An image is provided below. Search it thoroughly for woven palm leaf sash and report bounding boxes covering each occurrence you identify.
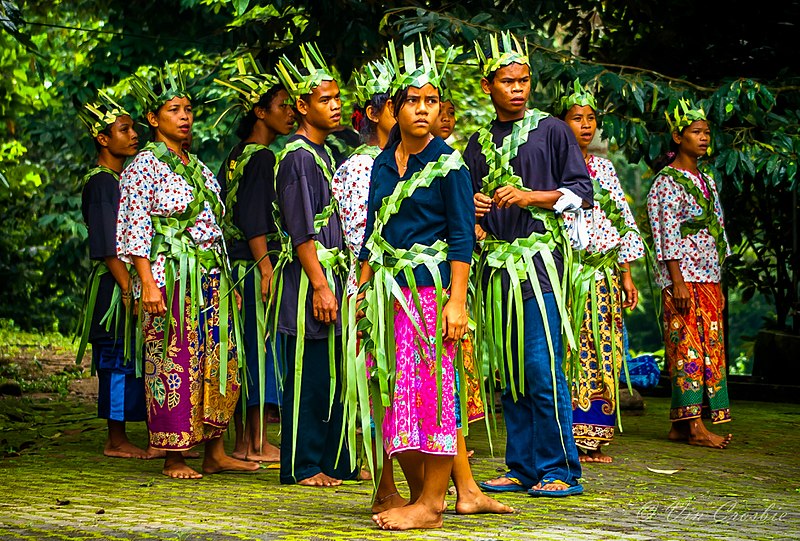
[351,144,381,159]
[137,142,243,395]
[342,149,466,489]
[222,143,268,242]
[661,166,728,265]
[75,167,127,369]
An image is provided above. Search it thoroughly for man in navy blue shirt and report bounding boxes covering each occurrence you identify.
[79,97,149,459]
[464,33,592,497]
[274,45,357,486]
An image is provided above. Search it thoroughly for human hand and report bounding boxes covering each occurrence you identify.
[312,284,338,324]
[475,224,487,241]
[441,299,468,342]
[668,281,691,314]
[141,282,166,316]
[493,186,529,209]
[260,268,274,304]
[621,272,639,310]
[474,192,493,217]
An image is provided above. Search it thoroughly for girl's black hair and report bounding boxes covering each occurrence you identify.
[352,92,391,144]
[235,83,287,140]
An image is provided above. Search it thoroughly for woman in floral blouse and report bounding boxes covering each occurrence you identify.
[117,67,259,478]
[647,101,732,449]
[560,83,644,463]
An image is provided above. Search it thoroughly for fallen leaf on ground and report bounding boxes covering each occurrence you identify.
[646,467,684,475]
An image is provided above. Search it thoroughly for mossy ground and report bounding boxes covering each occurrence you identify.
[0,393,798,540]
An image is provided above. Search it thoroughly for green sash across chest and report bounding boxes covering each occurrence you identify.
[140,142,242,395]
[222,143,268,243]
[472,110,577,406]
[661,166,727,265]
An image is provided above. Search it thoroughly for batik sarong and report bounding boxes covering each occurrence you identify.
[663,281,730,424]
[143,273,241,450]
[572,273,622,451]
[457,333,485,426]
[382,286,457,457]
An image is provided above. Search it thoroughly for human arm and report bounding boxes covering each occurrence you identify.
[104,256,133,308]
[442,260,470,342]
[619,263,639,310]
[493,186,563,210]
[247,235,274,303]
[665,259,690,313]
[132,255,166,316]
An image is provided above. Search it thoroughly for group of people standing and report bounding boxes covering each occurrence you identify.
[77,31,733,531]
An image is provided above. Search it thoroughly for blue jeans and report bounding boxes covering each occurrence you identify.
[501,293,582,487]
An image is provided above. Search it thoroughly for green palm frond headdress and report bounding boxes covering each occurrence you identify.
[353,57,394,105]
[79,90,130,137]
[557,79,598,115]
[666,98,707,133]
[275,43,334,102]
[214,54,280,112]
[130,62,191,114]
[387,37,455,95]
[475,31,529,77]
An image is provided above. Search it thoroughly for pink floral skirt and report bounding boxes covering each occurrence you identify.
[382,286,457,457]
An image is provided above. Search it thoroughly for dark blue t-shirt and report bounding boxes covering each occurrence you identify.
[81,171,121,343]
[275,135,344,338]
[218,142,280,263]
[463,114,593,296]
[358,136,475,288]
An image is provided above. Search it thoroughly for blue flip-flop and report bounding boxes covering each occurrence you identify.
[479,473,529,493]
[527,480,584,497]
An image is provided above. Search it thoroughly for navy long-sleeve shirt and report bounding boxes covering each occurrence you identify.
[358,136,475,288]
[463,114,593,297]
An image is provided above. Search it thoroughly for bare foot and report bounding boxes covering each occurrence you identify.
[466,449,475,459]
[372,491,408,513]
[243,442,280,463]
[668,424,689,442]
[580,449,613,463]
[372,502,443,530]
[359,468,373,481]
[202,454,261,474]
[145,447,201,459]
[297,472,342,487]
[104,440,149,459]
[163,457,203,479]
[455,489,514,515]
[688,426,732,449]
[231,450,248,460]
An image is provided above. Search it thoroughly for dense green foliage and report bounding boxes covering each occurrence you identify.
[1,1,797,370]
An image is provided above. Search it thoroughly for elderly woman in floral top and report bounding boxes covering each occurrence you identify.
[560,82,644,464]
[647,100,732,449]
[117,66,259,478]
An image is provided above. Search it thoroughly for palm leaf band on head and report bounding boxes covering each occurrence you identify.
[474,31,529,77]
[666,98,707,133]
[79,90,130,137]
[275,42,334,102]
[130,61,192,114]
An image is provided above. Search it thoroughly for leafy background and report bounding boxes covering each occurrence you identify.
[1,0,798,375]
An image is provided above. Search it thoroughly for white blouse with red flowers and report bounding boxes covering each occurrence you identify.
[116,150,224,294]
[331,152,374,296]
[646,165,730,289]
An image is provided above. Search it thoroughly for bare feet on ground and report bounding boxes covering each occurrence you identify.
[162,457,203,479]
[372,502,443,530]
[103,440,149,459]
[371,492,408,514]
[579,449,613,463]
[232,442,280,462]
[669,420,732,449]
[145,447,200,460]
[202,454,261,474]
[297,472,342,487]
[455,489,514,515]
